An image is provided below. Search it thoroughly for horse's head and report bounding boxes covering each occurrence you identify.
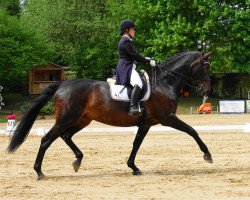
[156,51,213,96]
[188,52,212,96]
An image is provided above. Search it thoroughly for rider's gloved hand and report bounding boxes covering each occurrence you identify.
[145,57,156,67]
[150,60,156,67]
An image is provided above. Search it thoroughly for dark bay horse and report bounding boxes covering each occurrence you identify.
[8,51,213,180]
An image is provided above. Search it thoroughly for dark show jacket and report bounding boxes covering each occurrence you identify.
[115,36,150,85]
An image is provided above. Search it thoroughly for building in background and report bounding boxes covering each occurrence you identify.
[29,63,65,94]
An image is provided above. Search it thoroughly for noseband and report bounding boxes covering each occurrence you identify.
[152,55,211,94]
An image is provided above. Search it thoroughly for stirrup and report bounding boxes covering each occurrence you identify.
[128,104,144,116]
[128,105,140,116]
[128,107,139,116]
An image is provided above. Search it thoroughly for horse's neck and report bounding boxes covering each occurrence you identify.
[151,52,199,100]
[155,60,193,101]
[155,77,184,101]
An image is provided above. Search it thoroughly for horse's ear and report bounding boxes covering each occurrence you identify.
[204,51,213,59]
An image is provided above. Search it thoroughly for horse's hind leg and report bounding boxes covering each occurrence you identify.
[60,125,88,173]
[34,125,64,180]
[163,114,213,163]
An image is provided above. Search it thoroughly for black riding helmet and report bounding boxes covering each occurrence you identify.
[119,19,136,35]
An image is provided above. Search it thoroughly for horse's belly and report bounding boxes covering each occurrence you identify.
[93,116,138,127]
[85,109,138,127]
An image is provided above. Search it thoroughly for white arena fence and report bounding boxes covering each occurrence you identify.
[1,124,250,136]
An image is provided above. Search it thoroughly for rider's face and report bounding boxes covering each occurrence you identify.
[128,28,136,39]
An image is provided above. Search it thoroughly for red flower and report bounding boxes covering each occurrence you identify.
[6,114,16,120]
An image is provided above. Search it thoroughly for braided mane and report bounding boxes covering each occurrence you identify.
[160,52,198,68]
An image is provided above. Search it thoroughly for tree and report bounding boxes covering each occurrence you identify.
[0,10,51,87]
[15,0,250,85]
[204,0,250,72]
[21,0,117,79]
[0,0,20,16]
[126,0,250,72]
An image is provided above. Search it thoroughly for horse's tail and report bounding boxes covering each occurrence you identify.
[7,82,62,153]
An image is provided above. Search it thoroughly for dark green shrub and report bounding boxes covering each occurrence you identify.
[19,103,32,113]
[19,100,54,116]
[0,115,6,123]
[40,101,54,115]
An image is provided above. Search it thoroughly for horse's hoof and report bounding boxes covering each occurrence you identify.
[72,161,80,172]
[133,170,142,175]
[37,173,45,180]
[203,154,213,164]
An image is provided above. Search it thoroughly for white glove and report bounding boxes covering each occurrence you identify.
[150,60,156,67]
[145,57,151,60]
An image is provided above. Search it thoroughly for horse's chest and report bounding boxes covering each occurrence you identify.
[148,96,177,117]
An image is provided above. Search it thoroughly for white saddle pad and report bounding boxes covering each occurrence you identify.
[107,70,151,102]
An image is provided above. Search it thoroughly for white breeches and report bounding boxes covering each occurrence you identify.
[130,64,143,89]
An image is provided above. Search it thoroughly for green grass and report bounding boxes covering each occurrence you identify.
[0,115,6,123]
[177,96,220,114]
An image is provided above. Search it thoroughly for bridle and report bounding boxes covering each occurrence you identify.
[151,55,211,94]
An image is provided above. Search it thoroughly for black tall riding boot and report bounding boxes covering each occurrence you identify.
[128,85,142,116]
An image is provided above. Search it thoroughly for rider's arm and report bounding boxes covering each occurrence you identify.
[123,40,150,65]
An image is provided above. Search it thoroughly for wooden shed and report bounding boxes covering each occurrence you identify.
[29,63,65,94]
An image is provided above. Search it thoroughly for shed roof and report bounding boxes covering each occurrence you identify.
[30,63,64,70]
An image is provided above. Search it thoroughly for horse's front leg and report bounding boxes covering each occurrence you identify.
[162,113,213,164]
[127,125,151,175]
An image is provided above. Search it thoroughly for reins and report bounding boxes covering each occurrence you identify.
[151,56,208,94]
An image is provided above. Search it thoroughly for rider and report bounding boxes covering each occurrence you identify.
[115,19,156,116]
